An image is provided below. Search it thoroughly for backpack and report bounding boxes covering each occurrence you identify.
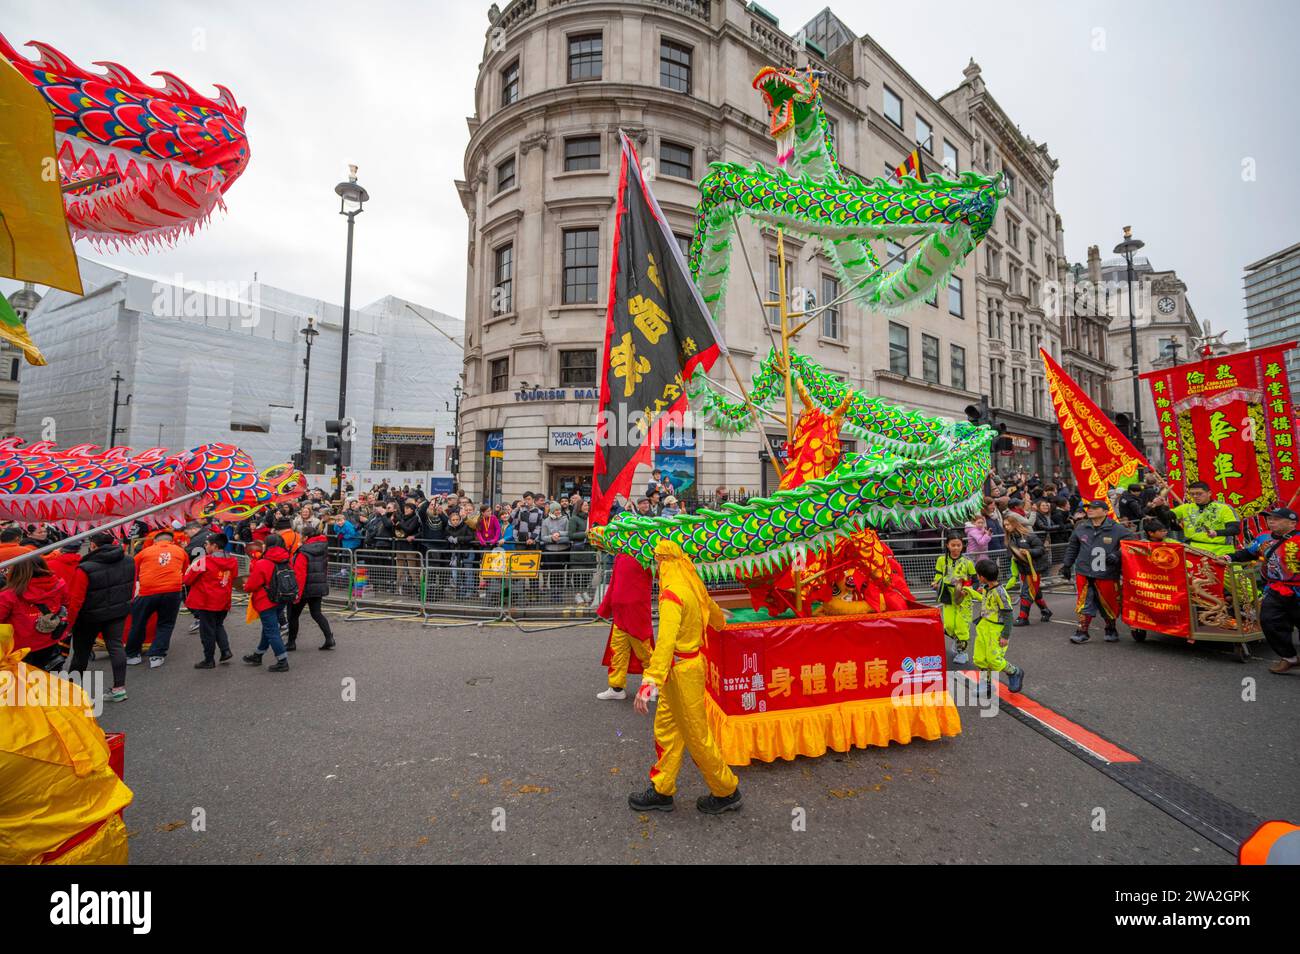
[265,560,299,605]
[33,601,69,641]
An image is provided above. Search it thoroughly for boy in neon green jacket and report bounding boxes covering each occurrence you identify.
[967,558,1025,696]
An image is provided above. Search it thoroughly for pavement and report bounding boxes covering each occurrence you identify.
[90,587,1297,864]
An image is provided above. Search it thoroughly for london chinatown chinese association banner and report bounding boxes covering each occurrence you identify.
[591,133,724,524]
[1119,540,1233,640]
[1140,343,1297,517]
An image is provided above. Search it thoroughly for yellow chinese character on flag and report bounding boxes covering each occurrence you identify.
[646,253,665,296]
[610,332,650,397]
[628,295,671,344]
[768,667,793,698]
[800,663,827,695]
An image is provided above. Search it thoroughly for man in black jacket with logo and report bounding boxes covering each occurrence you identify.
[68,532,135,702]
[1060,500,1135,644]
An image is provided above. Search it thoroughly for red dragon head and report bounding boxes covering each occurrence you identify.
[0,34,249,249]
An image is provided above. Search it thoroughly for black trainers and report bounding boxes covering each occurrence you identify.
[1070,630,1090,644]
[219,650,233,663]
[1014,618,1030,627]
[1007,666,1025,694]
[194,659,216,670]
[1040,609,1053,623]
[242,652,263,666]
[268,658,290,673]
[1104,629,1119,643]
[697,788,743,815]
[628,786,674,812]
[320,637,336,651]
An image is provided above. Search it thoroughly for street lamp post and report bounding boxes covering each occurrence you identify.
[299,317,319,462]
[451,381,463,490]
[109,370,132,449]
[333,165,369,499]
[1113,225,1146,455]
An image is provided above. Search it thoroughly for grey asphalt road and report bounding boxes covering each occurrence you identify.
[88,588,1295,864]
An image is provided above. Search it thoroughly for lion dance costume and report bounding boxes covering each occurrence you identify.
[631,541,740,813]
[598,553,653,695]
[0,624,133,863]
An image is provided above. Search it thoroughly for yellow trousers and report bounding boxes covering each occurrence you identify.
[649,656,738,798]
[972,618,1008,673]
[941,601,972,642]
[608,626,652,690]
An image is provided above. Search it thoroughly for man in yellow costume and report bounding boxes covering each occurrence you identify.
[0,623,133,863]
[630,540,742,815]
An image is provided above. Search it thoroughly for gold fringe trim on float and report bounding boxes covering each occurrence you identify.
[705,691,962,766]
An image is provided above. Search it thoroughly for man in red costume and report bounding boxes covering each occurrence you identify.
[595,553,654,700]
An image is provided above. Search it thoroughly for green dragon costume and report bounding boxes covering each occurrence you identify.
[594,67,1002,587]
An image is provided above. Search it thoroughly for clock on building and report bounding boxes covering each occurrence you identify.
[1157,296,1177,315]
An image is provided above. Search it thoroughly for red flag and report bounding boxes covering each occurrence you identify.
[590,134,724,525]
[1041,347,1150,507]
[1140,343,1297,517]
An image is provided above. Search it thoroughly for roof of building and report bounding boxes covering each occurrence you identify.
[1244,240,1300,274]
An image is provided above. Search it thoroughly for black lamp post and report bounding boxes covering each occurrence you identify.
[1113,225,1146,455]
[298,316,319,462]
[109,371,132,448]
[333,165,369,498]
[451,381,463,488]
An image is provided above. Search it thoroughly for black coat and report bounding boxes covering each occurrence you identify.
[78,544,135,624]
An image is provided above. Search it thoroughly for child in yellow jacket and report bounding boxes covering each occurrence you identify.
[967,558,1025,696]
[933,535,976,665]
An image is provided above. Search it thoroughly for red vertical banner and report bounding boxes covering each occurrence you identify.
[1120,540,1192,638]
[1141,343,1297,517]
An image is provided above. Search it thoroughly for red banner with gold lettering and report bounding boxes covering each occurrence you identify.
[1120,540,1193,638]
[1140,343,1297,517]
[703,607,945,715]
[1041,347,1150,508]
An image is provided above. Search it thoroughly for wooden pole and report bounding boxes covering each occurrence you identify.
[724,352,784,481]
[776,229,795,443]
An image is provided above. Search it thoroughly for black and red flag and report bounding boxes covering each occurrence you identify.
[590,133,725,525]
[892,147,924,184]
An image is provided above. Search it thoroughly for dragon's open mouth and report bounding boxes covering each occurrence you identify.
[753,66,806,167]
[56,133,227,246]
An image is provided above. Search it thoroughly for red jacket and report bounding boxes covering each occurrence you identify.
[243,546,295,612]
[45,551,85,627]
[0,574,69,654]
[183,553,239,612]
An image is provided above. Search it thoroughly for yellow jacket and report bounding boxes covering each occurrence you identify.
[644,543,724,687]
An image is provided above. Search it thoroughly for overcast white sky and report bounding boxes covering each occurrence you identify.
[3,0,1296,339]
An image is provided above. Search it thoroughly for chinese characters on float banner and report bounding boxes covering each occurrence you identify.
[1142,344,1296,516]
[703,610,947,716]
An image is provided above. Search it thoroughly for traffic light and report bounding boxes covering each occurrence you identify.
[965,398,1012,453]
[1114,412,1134,441]
[325,418,352,469]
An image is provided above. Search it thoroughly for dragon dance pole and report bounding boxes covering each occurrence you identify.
[776,229,795,444]
[0,490,205,573]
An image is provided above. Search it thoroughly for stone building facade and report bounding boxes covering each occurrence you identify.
[456,0,1062,502]
[939,60,1065,479]
[0,283,41,438]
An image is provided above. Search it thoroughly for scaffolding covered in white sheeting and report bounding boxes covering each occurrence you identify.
[15,259,463,477]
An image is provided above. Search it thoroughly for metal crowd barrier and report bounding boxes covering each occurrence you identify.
[213,531,1074,624]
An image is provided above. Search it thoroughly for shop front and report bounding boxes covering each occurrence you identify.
[545,426,594,501]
